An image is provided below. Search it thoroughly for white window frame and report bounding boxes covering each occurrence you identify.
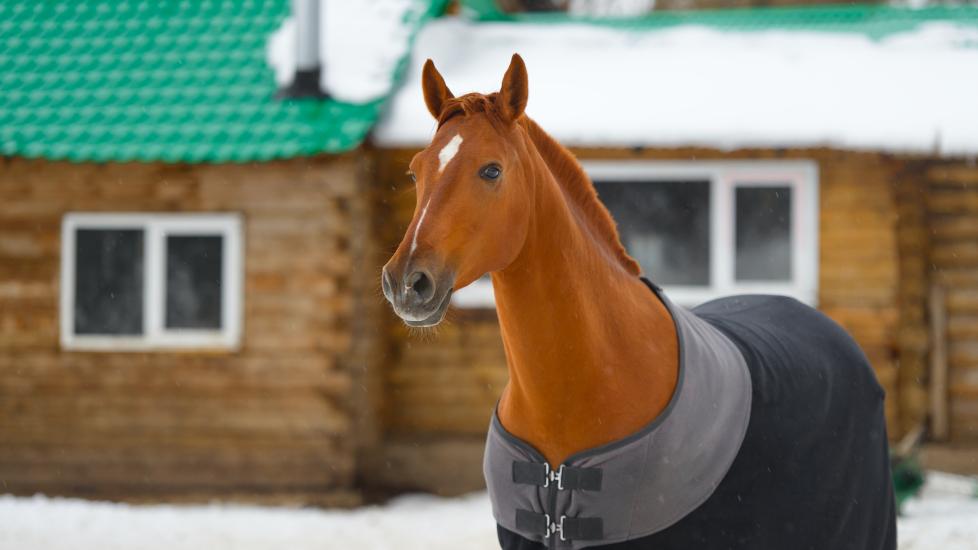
[452,160,818,308]
[60,213,244,351]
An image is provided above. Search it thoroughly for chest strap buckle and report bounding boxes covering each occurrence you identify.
[516,509,604,542]
[512,461,603,491]
[547,464,562,489]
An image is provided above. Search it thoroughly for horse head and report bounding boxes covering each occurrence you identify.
[382,54,533,327]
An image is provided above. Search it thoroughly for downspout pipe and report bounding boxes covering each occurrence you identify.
[276,0,329,99]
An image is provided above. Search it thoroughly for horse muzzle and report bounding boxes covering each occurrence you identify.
[381,266,453,327]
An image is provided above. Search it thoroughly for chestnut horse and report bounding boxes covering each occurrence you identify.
[382,55,895,550]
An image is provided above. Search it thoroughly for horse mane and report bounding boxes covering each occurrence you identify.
[521,118,642,276]
[435,93,641,277]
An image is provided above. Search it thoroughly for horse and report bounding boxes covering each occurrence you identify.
[381,54,896,550]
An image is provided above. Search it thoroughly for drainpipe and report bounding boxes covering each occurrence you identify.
[276,0,329,99]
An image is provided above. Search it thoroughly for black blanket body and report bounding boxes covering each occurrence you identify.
[497,294,897,550]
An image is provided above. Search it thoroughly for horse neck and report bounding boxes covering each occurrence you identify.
[492,121,679,466]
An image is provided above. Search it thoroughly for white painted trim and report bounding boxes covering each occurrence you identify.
[60,213,244,351]
[716,163,820,306]
[453,160,819,309]
[145,220,164,346]
[711,174,729,293]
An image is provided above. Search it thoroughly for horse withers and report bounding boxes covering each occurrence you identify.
[382,54,897,550]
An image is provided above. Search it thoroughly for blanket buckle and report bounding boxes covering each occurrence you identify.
[543,514,567,541]
[544,464,565,490]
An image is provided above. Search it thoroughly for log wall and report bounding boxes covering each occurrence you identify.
[0,156,375,505]
[924,162,978,440]
[894,164,933,437]
[372,147,907,495]
[7,147,972,503]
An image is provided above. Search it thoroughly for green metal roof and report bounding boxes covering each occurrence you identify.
[0,0,447,163]
[461,1,978,39]
[5,1,974,164]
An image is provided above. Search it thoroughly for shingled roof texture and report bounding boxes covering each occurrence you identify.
[0,0,393,163]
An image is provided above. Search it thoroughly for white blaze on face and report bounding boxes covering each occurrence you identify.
[409,199,431,257]
[438,133,463,174]
[409,133,463,259]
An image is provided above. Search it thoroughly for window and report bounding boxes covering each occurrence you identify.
[594,178,712,286]
[61,213,243,350]
[452,161,818,308]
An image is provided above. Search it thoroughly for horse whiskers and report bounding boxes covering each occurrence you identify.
[405,323,441,342]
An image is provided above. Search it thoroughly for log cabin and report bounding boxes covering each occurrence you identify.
[1,0,976,503]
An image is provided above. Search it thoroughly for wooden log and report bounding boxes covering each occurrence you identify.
[0,483,362,508]
[948,384,978,400]
[930,284,950,441]
[949,317,978,340]
[936,268,978,287]
[0,353,349,394]
[950,365,978,388]
[387,386,502,408]
[898,326,930,351]
[0,394,351,437]
[365,437,488,496]
[919,444,978,476]
[819,287,896,307]
[949,342,978,368]
[0,459,347,489]
[949,399,978,441]
[947,289,978,315]
[387,406,498,436]
[388,366,507,392]
[931,242,978,267]
[928,191,978,214]
[0,430,348,452]
[931,217,978,241]
[926,165,978,185]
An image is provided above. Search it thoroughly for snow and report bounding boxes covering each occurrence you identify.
[0,492,499,550]
[1,472,977,549]
[373,18,978,156]
[567,0,657,17]
[268,0,423,103]
[898,472,978,550]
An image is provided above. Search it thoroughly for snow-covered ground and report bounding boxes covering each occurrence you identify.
[0,472,975,550]
[898,472,978,550]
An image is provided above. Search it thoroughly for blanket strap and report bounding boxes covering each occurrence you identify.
[512,462,603,491]
[516,509,604,542]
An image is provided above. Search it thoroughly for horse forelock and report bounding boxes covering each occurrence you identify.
[436,93,507,131]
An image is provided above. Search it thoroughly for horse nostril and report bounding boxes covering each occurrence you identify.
[405,271,435,304]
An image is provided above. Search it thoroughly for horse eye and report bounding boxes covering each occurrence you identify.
[479,164,502,181]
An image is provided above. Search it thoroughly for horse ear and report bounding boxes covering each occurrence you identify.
[498,53,528,123]
[422,59,454,119]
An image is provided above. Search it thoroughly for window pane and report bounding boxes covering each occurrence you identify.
[594,180,711,286]
[165,235,223,330]
[735,186,792,281]
[74,229,144,335]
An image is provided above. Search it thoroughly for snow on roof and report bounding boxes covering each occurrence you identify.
[373,17,978,156]
[268,0,442,104]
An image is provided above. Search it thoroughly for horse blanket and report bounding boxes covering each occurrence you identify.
[485,281,897,550]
